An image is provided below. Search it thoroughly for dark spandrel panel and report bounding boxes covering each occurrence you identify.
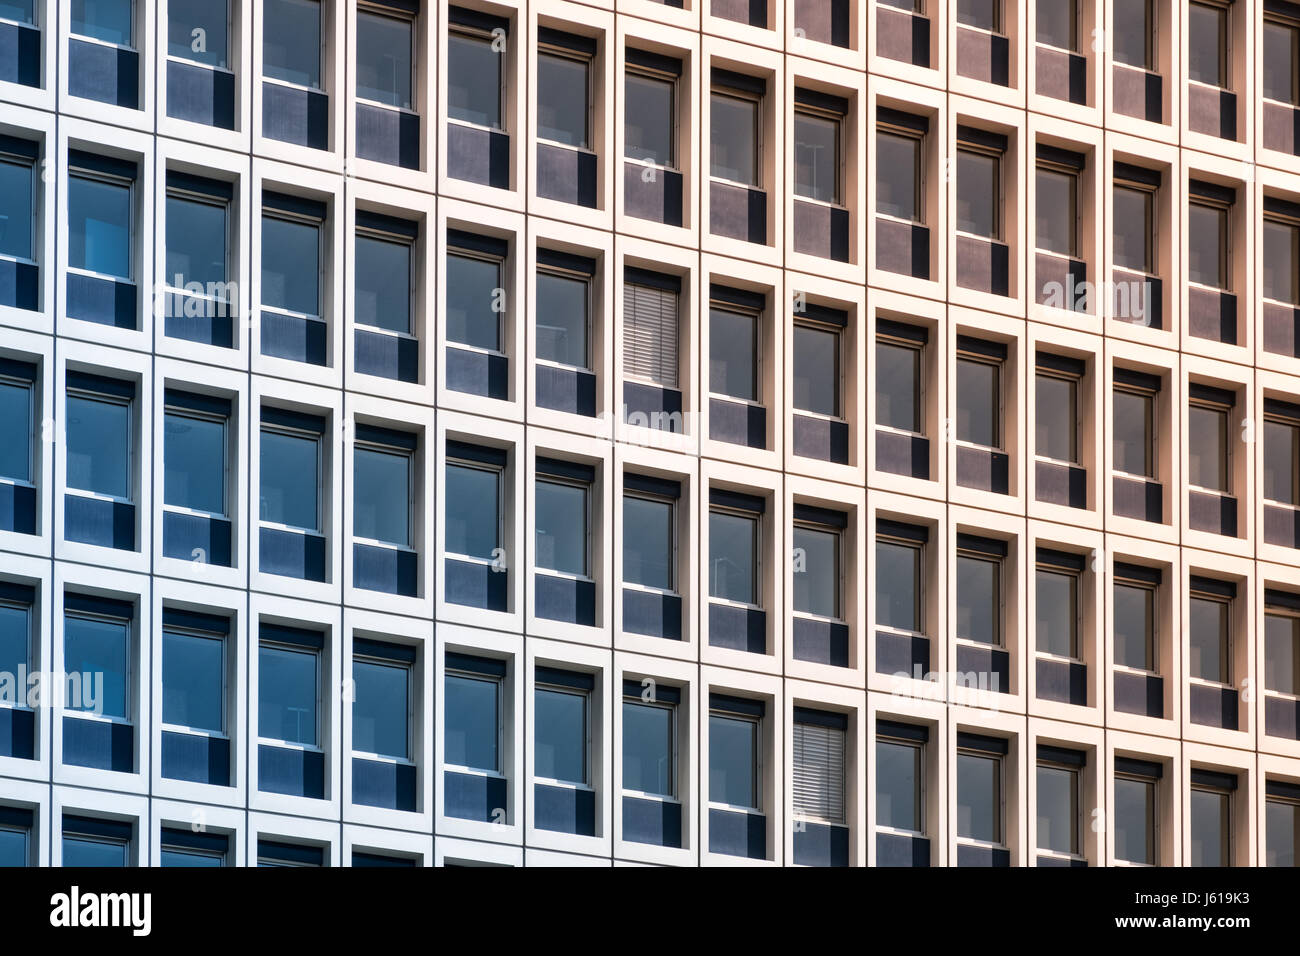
[1188,490,1237,538]
[708,807,766,859]
[68,39,138,109]
[710,181,767,244]
[877,832,930,867]
[356,102,420,170]
[64,495,135,551]
[261,311,327,366]
[624,162,683,227]
[876,6,930,67]
[793,200,850,262]
[956,444,1010,495]
[162,511,232,567]
[709,397,766,449]
[0,483,36,536]
[448,124,511,189]
[1113,65,1163,123]
[259,527,327,582]
[1264,504,1300,549]
[353,543,418,597]
[623,796,682,848]
[955,27,1009,86]
[1035,460,1087,509]
[353,757,418,812]
[0,258,38,312]
[1112,475,1163,524]
[792,617,849,667]
[1188,83,1237,141]
[0,21,40,88]
[711,0,767,28]
[534,783,596,836]
[793,414,849,464]
[445,770,508,823]
[1187,286,1238,345]
[876,219,930,280]
[793,822,850,867]
[1114,670,1164,719]
[355,328,419,384]
[955,235,1010,296]
[876,631,930,678]
[536,364,597,417]
[708,601,766,654]
[161,730,230,786]
[1036,657,1087,707]
[956,843,1011,867]
[1035,46,1086,104]
[66,272,136,329]
[63,716,134,773]
[166,58,236,129]
[534,573,596,626]
[1263,101,1300,155]
[536,142,598,208]
[445,558,509,612]
[622,588,683,641]
[955,643,1010,694]
[0,706,34,760]
[1189,683,1238,731]
[258,744,325,799]
[1266,695,1300,739]
[262,81,329,150]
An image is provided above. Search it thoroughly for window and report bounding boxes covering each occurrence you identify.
[711,79,761,188]
[876,723,925,834]
[623,682,676,799]
[958,0,1001,33]
[625,58,676,170]
[69,157,133,282]
[956,735,1004,846]
[1114,0,1154,70]
[876,324,924,435]
[1187,1,1228,88]
[710,299,760,404]
[956,342,1002,450]
[1036,747,1083,859]
[161,611,227,737]
[1188,579,1231,686]
[535,258,590,371]
[1188,189,1230,290]
[793,100,841,206]
[876,123,923,223]
[1189,771,1234,867]
[258,627,322,748]
[0,0,35,25]
[1113,565,1158,673]
[534,669,590,787]
[165,175,232,321]
[72,0,132,46]
[259,414,323,535]
[956,140,1001,240]
[1266,783,1300,867]
[0,362,35,491]
[1264,17,1299,105]
[1113,172,1157,275]
[263,0,321,89]
[623,480,676,593]
[446,232,506,354]
[356,5,414,111]
[160,828,227,867]
[163,391,228,523]
[62,817,131,867]
[257,839,324,867]
[1037,0,1076,50]
[0,808,31,867]
[792,709,847,826]
[793,507,843,622]
[537,42,591,149]
[1035,550,1081,661]
[1265,597,1300,697]
[66,376,133,506]
[0,592,31,714]
[261,199,323,325]
[353,426,414,550]
[1263,211,1299,305]
[1114,758,1160,865]
[792,315,840,420]
[1036,162,1078,258]
[1187,387,1232,494]
[1035,360,1080,465]
[64,598,131,721]
[710,495,761,607]
[352,640,414,762]
[352,851,417,867]
[0,143,35,267]
[623,270,680,391]
[444,654,503,774]
[445,443,504,563]
[876,522,924,634]
[709,696,761,811]
[169,0,229,69]
[447,13,503,129]
[956,537,1003,647]
[1112,372,1158,479]
[355,214,415,336]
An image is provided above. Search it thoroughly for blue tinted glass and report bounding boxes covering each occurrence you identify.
[537,52,589,147]
[263,0,320,87]
[353,658,409,759]
[356,10,412,109]
[0,380,31,483]
[259,429,318,531]
[446,253,502,351]
[0,827,27,866]
[164,411,225,515]
[355,234,411,334]
[162,630,224,732]
[258,644,317,746]
[535,480,587,576]
[444,673,498,771]
[68,175,131,279]
[0,158,33,261]
[535,272,588,368]
[66,394,130,499]
[166,194,227,290]
[261,215,319,316]
[62,836,127,867]
[0,604,29,695]
[448,32,500,127]
[534,687,586,784]
[709,510,756,605]
[168,0,229,67]
[71,0,132,45]
[623,700,672,796]
[160,847,223,867]
[63,614,128,719]
[709,713,757,807]
[445,463,499,560]
[622,495,673,591]
[354,446,409,547]
[0,0,35,25]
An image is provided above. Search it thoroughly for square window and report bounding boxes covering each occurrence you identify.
[0,0,35,25]
[958,0,1001,33]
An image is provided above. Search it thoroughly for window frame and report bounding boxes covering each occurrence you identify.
[0,372,36,488]
[1035,160,1080,259]
[955,140,1003,242]
[624,61,678,172]
[875,124,925,226]
[70,0,136,51]
[162,401,229,521]
[350,648,415,765]
[65,385,135,506]
[352,436,415,552]
[257,637,323,752]
[1112,381,1158,480]
[1112,178,1158,275]
[1034,366,1080,466]
[445,244,506,356]
[68,165,135,284]
[1035,0,1079,53]
[167,0,233,73]
[1263,210,1300,306]
[875,333,925,437]
[1187,193,1231,292]
[0,598,32,714]
[708,504,762,610]
[534,262,592,373]
[1186,394,1231,494]
[533,679,592,789]
[1187,585,1232,688]
[621,691,678,801]
[63,607,133,725]
[1189,778,1233,866]
[1263,15,1300,106]
[443,665,505,777]
[955,745,1005,847]
[792,315,843,421]
[0,815,31,867]
[875,532,925,636]
[1264,603,1300,699]
[1113,573,1159,676]
[260,206,325,325]
[621,488,677,595]
[446,23,506,132]
[709,86,763,190]
[261,0,324,92]
[955,349,1003,451]
[955,547,1004,648]
[791,714,848,827]
[874,733,925,837]
[164,183,233,312]
[537,43,594,153]
[1035,758,1083,860]
[61,824,132,867]
[1034,560,1081,663]
[354,221,416,339]
[707,705,762,814]
[792,102,844,208]
[354,1,417,113]
[792,516,843,624]
[0,149,36,267]
[534,473,593,581]
[1265,789,1300,867]
[957,0,1004,35]
[622,276,681,391]
[444,456,505,565]
[708,299,763,406]
[160,620,228,738]
[1187,0,1230,90]
[258,421,324,536]
[1113,769,1159,866]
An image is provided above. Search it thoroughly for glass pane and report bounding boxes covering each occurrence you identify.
[71,0,132,45]
[64,614,128,718]
[876,739,921,831]
[1113,186,1153,273]
[1189,788,1230,866]
[710,93,758,186]
[0,380,31,483]
[535,480,587,576]
[1188,596,1229,684]
[1265,613,1300,696]
[162,630,223,732]
[63,836,127,867]
[709,510,757,605]
[0,827,27,866]
[0,0,34,24]
[876,341,921,432]
[445,463,500,560]
[446,253,502,351]
[259,429,318,531]
[1114,582,1155,670]
[793,112,838,204]
[169,0,228,68]
[1037,765,1078,854]
[1114,0,1153,68]
[956,150,998,238]
[263,0,321,88]
[1112,389,1153,477]
[1036,569,1077,659]
[535,272,588,369]
[1266,800,1299,867]
[354,234,411,334]
[448,32,501,127]
[1187,2,1226,87]
[623,495,673,591]
[956,357,998,448]
[258,644,317,746]
[956,555,999,646]
[1114,776,1156,864]
[353,658,409,760]
[876,132,919,222]
[958,0,999,31]
[709,307,757,401]
[1037,0,1076,49]
[164,411,225,515]
[356,10,412,109]
[1035,374,1076,463]
[622,700,673,796]
[1264,22,1299,104]
[876,540,920,633]
[444,673,498,771]
[0,604,28,700]
[538,52,589,147]
[1187,404,1227,491]
[1264,420,1299,505]
[956,752,1000,843]
[1188,203,1227,288]
[166,194,228,291]
[66,395,130,499]
[535,687,586,784]
[793,525,838,619]
[1263,220,1299,305]
[161,847,223,867]
[353,446,410,547]
[792,325,838,417]
[0,158,33,261]
[261,215,319,317]
[1035,168,1076,256]
[625,73,674,167]
[69,175,131,279]
[709,713,757,808]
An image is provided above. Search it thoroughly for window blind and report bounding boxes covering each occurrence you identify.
[623,281,679,389]
[792,721,846,824]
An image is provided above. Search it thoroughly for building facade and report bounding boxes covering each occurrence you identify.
[0,0,1299,867]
